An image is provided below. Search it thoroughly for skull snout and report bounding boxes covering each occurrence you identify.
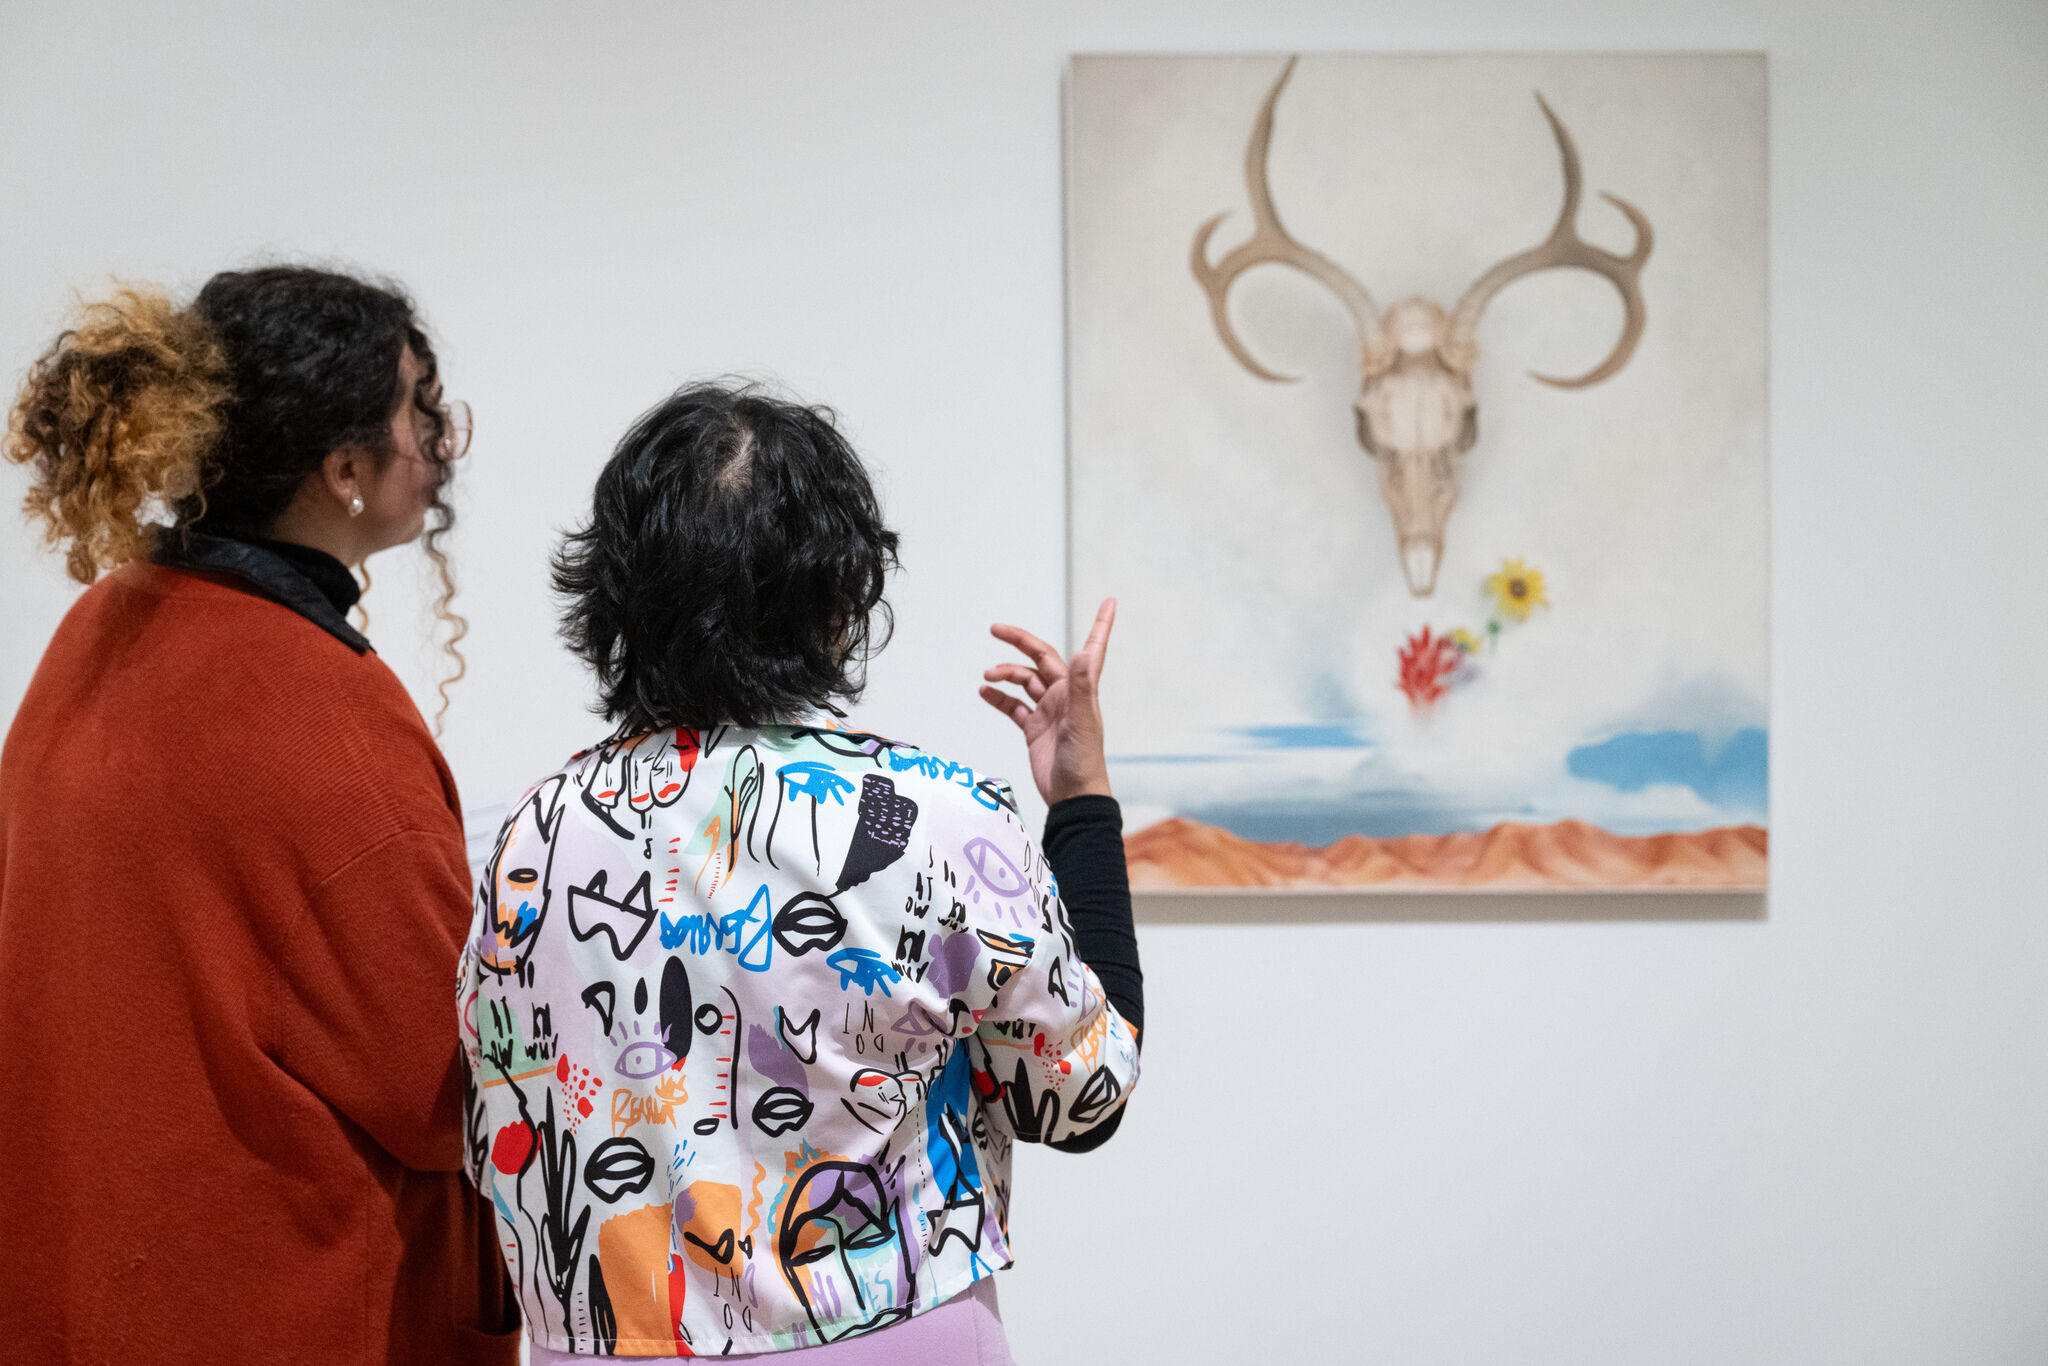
[1400,539,1442,597]
[1357,362,1473,599]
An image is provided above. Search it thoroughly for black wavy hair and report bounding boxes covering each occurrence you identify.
[189,266,468,724]
[179,266,449,534]
[553,382,901,733]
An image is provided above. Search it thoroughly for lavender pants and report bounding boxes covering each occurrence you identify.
[527,1279,1016,1366]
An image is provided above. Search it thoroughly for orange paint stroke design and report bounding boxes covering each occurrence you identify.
[612,1071,690,1135]
[695,813,728,898]
[481,1062,555,1089]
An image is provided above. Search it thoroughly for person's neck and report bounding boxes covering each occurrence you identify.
[265,500,370,568]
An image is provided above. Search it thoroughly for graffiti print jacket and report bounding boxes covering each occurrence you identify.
[458,723,1142,1356]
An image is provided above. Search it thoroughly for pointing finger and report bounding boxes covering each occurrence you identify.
[1078,597,1117,673]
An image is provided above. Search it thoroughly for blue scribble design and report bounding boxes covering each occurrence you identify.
[779,762,856,805]
[510,901,540,937]
[827,947,903,997]
[658,884,774,971]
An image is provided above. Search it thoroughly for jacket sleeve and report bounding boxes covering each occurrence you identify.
[957,788,1142,1149]
[275,825,475,1173]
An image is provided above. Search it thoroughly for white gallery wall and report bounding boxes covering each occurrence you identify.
[2,2,2044,1362]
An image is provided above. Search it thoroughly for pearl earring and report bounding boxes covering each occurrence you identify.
[348,495,364,517]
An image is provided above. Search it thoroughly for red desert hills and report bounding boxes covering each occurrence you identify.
[1124,817,1767,891]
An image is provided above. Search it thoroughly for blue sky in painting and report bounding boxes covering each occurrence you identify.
[1112,721,1769,842]
[1567,728,1768,811]
[1178,795,1504,844]
[1230,722,1374,749]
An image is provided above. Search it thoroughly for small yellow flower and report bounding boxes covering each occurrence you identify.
[1485,558,1548,622]
[1449,627,1481,655]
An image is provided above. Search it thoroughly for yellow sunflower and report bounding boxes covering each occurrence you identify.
[1485,558,1548,622]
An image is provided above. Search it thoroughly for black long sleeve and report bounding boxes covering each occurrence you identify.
[1039,793,1143,1153]
[1040,794,1143,1031]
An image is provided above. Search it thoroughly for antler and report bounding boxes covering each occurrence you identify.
[1444,95,1653,389]
[1191,56,1379,383]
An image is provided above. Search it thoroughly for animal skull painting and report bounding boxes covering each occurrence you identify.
[1192,56,1654,596]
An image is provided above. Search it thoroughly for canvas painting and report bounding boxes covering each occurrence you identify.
[1065,53,1769,891]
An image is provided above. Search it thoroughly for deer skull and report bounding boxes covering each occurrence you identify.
[1192,58,1653,596]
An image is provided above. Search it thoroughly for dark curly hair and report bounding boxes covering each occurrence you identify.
[553,382,901,733]
[179,269,441,526]
[5,265,468,728]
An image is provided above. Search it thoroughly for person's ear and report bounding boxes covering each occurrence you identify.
[321,446,370,518]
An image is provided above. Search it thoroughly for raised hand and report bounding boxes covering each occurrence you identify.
[978,598,1117,807]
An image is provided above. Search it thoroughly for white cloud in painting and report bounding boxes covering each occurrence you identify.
[1526,775,1737,837]
[1595,669,1767,751]
[1110,668,1767,839]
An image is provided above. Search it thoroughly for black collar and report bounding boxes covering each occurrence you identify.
[238,535,363,616]
[153,529,371,654]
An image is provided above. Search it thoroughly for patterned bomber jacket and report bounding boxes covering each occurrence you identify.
[457,723,1142,1356]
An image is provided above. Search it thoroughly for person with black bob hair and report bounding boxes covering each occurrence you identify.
[552,383,900,733]
[463,382,1145,1363]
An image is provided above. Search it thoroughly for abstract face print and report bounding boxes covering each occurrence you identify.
[779,1161,915,1341]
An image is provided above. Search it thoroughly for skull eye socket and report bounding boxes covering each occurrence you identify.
[1352,405,1385,459]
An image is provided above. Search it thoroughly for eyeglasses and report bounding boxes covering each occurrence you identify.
[438,399,473,461]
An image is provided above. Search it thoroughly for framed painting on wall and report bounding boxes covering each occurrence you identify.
[1064,52,1769,891]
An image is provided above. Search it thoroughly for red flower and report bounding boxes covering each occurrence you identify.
[1397,627,1463,708]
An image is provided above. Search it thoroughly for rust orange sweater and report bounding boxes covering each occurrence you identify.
[0,562,518,1364]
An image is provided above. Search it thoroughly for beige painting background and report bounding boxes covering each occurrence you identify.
[1066,53,1769,886]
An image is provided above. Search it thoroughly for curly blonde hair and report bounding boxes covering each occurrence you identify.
[4,288,229,583]
[8,271,470,735]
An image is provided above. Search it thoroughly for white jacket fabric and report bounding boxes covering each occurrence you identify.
[458,723,1141,1356]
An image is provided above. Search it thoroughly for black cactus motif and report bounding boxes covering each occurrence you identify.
[835,775,918,893]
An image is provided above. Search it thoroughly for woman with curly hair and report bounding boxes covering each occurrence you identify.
[0,266,515,1364]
